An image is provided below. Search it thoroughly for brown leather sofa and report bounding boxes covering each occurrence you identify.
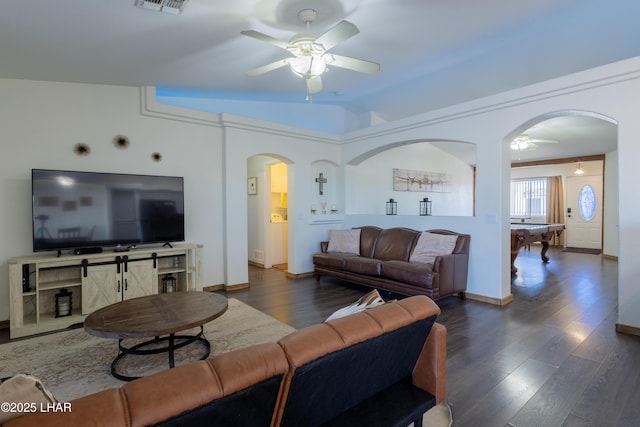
[3,296,446,427]
[314,226,470,300]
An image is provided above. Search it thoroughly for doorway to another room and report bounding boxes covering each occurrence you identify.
[246,155,289,273]
[269,162,288,271]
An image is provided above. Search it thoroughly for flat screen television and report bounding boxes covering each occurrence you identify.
[32,169,185,253]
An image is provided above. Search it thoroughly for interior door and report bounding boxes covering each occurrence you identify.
[565,175,603,249]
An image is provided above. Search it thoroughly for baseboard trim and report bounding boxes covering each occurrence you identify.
[225,282,250,291]
[248,260,264,268]
[203,284,224,292]
[466,292,514,306]
[602,253,618,261]
[616,323,640,337]
[286,271,314,279]
[0,320,9,330]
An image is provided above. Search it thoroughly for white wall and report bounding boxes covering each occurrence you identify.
[247,155,270,266]
[603,151,619,257]
[0,79,225,321]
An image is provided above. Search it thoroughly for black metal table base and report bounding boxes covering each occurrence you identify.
[111,325,210,381]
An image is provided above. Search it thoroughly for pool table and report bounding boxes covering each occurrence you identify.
[510,223,565,273]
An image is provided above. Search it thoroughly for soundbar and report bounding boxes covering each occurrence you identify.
[73,247,103,255]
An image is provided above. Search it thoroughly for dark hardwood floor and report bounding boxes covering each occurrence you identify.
[228,246,638,427]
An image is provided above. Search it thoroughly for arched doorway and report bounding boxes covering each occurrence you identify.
[247,154,291,271]
[506,111,618,277]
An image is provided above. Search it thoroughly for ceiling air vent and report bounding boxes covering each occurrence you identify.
[135,0,188,14]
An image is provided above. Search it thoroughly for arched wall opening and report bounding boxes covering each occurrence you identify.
[247,153,293,272]
[345,139,476,216]
[503,109,619,288]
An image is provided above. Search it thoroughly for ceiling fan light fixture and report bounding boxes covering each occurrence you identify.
[287,55,327,78]
[241,8,378,96]
[511,140,529,150]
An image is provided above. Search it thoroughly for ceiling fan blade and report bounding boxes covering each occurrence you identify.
[246,59,289,77]
[514,134,557,144]
[315,20,359,51]
[306,76,323,94]
[329,54,380,74]
[240,30,291,50]
[528,139,558,143]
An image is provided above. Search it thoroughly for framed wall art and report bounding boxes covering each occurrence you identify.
[393,168,451,193]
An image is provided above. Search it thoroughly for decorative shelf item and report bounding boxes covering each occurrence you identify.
[386,199,397,215]
[419,197,432,216]
[162,274,177,293]
[55,288,73,318]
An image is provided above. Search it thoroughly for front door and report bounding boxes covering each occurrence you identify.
[565,175,603,249]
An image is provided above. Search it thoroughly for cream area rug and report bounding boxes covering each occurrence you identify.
[0,298,296,402]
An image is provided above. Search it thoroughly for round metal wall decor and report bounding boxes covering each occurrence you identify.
[151,152,163,162]
[74,143,91,156]
[113,135,130,149]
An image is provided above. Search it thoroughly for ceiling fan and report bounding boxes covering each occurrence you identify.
[510,134,558,151]
[241,9,380,97]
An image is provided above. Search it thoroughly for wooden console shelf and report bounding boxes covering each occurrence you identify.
[8,243,202,339]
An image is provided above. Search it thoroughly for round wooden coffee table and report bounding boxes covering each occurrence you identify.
[84,292,228,381]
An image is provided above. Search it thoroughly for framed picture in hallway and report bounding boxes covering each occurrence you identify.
[248,177,257,195]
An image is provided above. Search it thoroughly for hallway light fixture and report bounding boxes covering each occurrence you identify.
[574,162,585,175]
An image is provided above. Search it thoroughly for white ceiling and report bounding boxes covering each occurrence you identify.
[1,0,635,162]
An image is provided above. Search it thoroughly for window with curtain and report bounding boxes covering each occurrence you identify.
[510,177,547,217]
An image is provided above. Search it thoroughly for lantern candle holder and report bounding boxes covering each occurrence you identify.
[419,197,432,216]
[386,198,398,215]
[162,274,177,293]
[55,288,73,317]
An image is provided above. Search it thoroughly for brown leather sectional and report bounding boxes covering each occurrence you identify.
[314,226,470,300]
[3,296,445,427]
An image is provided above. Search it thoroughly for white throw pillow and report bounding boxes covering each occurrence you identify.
[409,232,458,264]
[327,229,361,254]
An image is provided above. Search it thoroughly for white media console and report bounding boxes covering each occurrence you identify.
[8,243,202,338]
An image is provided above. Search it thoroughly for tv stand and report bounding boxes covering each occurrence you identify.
[8,243,202,339]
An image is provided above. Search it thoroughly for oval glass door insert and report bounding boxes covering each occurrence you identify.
[578,184,596,221]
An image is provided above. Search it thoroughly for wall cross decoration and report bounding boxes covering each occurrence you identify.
[315,173,327,195]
